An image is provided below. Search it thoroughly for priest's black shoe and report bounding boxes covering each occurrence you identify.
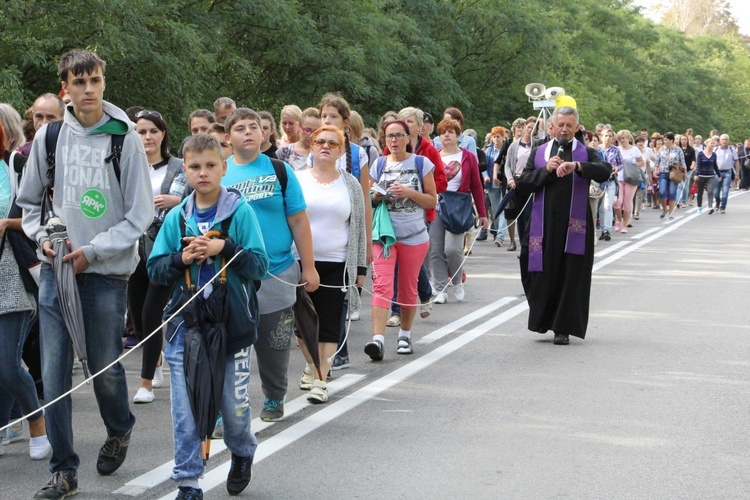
[553,333,569,345]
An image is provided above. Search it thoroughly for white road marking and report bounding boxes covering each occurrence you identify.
[114,373,365,496]
[419,296,517,343]
[594,241,630,258]
[158,302,531,499]
[631,227,660,239]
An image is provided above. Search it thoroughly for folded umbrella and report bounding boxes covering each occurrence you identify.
[293,286,322,380]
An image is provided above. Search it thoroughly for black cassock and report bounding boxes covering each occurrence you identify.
[516,140,611,339]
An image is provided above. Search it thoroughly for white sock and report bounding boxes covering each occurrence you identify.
[304,362,315,375]
[398,329,411,339]
[373,334,385,345]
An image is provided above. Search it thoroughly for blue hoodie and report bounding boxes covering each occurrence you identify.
[147,186,269,353]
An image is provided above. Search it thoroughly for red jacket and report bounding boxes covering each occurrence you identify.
[449,149,487,218]
[383,137,446,222]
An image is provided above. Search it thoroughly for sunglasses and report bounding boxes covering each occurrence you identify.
[135,110,162,119]
[312,138,340,148]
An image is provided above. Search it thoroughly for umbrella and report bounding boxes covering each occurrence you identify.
[293,287,323,380]
[182,230,230,465]
[45,217,90,381]
[493,188,516,221]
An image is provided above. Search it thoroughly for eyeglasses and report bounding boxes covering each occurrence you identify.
[300,126,314,135]
[385,133,407,141]
[135,110,162,119]
[312,138,340,148]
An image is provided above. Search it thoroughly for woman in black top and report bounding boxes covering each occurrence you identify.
[679,134,696,207]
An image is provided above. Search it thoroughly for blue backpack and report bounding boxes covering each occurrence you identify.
[375,155,425,186]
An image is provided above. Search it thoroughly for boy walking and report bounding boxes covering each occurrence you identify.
[148,134,268,499]
[222,108,318,422]
[17,49,154,499]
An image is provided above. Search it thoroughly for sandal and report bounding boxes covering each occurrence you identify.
[507,242,517,252]
[396,336,413,355]
[419,300,432,318]
[386,315,401,327]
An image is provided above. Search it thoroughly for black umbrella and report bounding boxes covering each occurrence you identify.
[293,286,322,380]
[182,232,229,464]
[45,217,90,381]
[493,188,516,221]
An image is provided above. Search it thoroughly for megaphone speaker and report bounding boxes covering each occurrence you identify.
[525,83,546,99]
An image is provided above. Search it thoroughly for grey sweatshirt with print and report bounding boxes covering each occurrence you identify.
[17,100,154,278]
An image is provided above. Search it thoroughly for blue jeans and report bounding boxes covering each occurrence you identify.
[0,311,43,427]
[165,324,257,482]
[658,172,678,201]
[714,170,732,209]
[38,264,135,472]
[486,184,507,240]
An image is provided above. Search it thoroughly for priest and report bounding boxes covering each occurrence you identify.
[516,106,611,345]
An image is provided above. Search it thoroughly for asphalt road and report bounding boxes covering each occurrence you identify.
[3,191,749,500]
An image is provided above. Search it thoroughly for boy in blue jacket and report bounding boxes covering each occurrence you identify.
[147,134,268,500]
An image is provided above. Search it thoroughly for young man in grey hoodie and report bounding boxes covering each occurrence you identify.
[17,49,153,500]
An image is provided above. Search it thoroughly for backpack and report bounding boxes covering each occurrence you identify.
[375,155,425,184]
[42,120,126,224]
[269,158,288,202]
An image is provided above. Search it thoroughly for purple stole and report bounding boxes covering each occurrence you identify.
[528,139,589,272]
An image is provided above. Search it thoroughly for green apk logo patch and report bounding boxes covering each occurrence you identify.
[81,189,107,218]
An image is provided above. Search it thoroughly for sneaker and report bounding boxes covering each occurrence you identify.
[603,232,611,241]
[621,228,627,234]
[434,292,447,304]
[260,398,284,422]
[476,228,488,241]
[331,355,350,371]
[212,415,223,439]
[307,380,328,404]
[598,232,605,240]
[721,208,726,214]
[364,339,384,361]
[299,369,314,391]
[419,299,433,318]
[698,207,703,213]
[396,336,414,355]
[227,453,253,495]
[454,283,465,302]
[96,427,132,476]
[133,387,155,404]
[709,208,714,214]
[494,237,503,247]
[30,435,52,460]
[346,308,360,321]
[176,486,203,499]
[2,423,23,445]
[627,221,633,228]
[122,335,138,349]
[33,470,78,499]
[614,222,621,232]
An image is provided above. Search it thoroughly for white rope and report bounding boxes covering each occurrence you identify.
[0,250,245,435]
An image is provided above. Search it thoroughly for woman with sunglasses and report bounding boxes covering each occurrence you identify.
[276,107,321,171]
[294,126,366,403]
[366,120,436,360]
[130,110,186,404]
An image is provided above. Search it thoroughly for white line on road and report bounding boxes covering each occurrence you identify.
[419,296,517,343]
[594,241,630,258]
[114,373,365,496]
[159,302,531,499]
[631,226,660,239]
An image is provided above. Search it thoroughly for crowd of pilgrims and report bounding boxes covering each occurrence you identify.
[1,89,748,490]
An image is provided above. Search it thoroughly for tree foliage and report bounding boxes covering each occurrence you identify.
[0,0,748,142]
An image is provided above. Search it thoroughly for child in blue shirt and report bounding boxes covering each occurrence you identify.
[147,134,268,500]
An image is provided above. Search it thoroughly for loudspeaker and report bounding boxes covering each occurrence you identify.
[525,83,546,99]
[545,87,565,100]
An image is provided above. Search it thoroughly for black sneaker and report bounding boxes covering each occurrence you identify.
[603,232,611,241]
[176,486,203,499]
[34,471,78,499]
[96,427,132,476]
[364,340,384,361]
[227,453,253,495]
[476,228,488,241]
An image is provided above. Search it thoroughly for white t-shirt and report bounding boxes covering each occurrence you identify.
[293,169,350,262]
[149,164,168,217]
[441,151,463,191]
[618,146,642,182]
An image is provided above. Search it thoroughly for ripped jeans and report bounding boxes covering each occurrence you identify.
[165,324,257,482]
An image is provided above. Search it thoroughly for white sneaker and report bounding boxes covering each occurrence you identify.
[454,283,465,302]
[152,365,164,388]
[133,387,155,404]
[347,309,360,321]
[307,380,328,404]
[29,435,51,460]
[434,292,447,304]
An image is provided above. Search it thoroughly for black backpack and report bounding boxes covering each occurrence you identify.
[41,120,126,224]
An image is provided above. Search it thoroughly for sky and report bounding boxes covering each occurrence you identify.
[632,0,750,35]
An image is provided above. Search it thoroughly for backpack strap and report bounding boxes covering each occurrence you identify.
[45,121,63,183]
[376,156,387,182]
[349,142,361,180]
[270,158,288,204]
[105,134,126,184]
[415,155,424,183]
